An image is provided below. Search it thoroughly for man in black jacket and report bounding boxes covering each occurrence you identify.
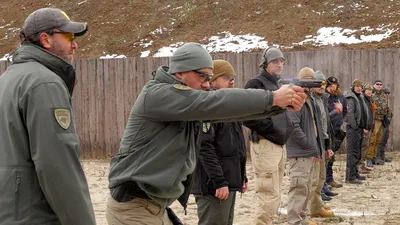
[344,79,369,184]
[191,60,248,225]
[243,47,291,225]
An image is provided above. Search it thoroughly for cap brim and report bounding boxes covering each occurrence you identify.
[59,21,88,36]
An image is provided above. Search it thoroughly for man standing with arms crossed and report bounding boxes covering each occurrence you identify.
[106,43,307,225]
[0,8,95,225]
[243,47,291,225]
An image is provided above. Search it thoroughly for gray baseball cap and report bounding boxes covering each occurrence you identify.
[22,8,88,37]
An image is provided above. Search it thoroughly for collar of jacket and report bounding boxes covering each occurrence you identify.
[153,66,185,85]
[260,68,281,83]
[12,44,76,96]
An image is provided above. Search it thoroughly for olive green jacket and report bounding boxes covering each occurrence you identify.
[108,66,284,210]
[0,45,96,225]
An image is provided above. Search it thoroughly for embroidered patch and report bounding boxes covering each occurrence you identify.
[54,108,71,130]
[202,122,211,133]
[173,84,192,91]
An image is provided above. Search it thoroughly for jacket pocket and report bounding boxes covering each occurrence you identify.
[14,172,21,221]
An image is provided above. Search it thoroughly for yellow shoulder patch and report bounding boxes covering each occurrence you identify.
[203,122,211,133]
[173,84,192,91]
[54,108,71,130]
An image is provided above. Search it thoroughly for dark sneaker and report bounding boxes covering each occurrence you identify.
[375,159,385,165]
[325,190,338,196]
[356,175,367,180]
[321,193,332,201]
[346,179,363,184]
[384,156,392,162]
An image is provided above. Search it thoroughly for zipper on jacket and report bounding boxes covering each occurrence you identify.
[14,172,21,220]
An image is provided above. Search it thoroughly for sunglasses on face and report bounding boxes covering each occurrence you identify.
[193,70,213,83]
[53,31,75,42]
[376,83,383,86]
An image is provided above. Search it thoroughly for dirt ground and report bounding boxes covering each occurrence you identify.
[84,151,400,225]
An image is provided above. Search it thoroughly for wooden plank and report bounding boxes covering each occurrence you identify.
[102,59,112,157]
[95,59,105,158]
[115,59,125,149]
[86,59,97,158]
[73,59,84,156]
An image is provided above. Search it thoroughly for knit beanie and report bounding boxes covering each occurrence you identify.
[352,79,363,88]
[315,71,326,81]
[210,60,236,83]
[169,43,213,74]
[363,82,373,91]
[298,67,316,79]
[383,87,390,94]
[374,79,382,84]
[259,47,285,68]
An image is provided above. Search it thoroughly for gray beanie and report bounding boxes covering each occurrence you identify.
[315,71,326,81]
[259,47,285,68]
[169,43,213,74]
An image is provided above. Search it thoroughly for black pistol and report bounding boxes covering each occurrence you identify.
[278,78,323,88]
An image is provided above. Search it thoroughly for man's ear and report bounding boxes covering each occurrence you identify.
[175,73,183,80]
[40,33,52,49]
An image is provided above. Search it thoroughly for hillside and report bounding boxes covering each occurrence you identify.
[1,0,399,59]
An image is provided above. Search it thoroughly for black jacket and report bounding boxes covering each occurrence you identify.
[243,70,292,145]
[363,95,374,130]
[191,122,247,195]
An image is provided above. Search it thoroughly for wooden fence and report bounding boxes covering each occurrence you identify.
[0,49,399,158]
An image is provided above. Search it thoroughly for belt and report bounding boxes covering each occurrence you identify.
[111,181,152,202]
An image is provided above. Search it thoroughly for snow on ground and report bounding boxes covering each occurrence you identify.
[297,25,398,46]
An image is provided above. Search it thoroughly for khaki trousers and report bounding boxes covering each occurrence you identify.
[367,120,383,159]
[287,157,314,225]
[309,156,325,214]
[250,139,286,225]
[105,195,173,225]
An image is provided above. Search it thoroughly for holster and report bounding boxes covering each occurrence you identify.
[166,207,183,225]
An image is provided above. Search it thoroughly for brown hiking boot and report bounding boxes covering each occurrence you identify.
[311,209,335,217]
[327,180,343,188]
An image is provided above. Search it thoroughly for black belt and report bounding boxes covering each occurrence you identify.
[110,181,152,202]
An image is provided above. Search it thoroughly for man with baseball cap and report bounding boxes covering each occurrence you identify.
[242,47,290,225]
[106,43,308,224]
[325,76,347,188]
[0,8,94,225]
[366,79,392,166]
[377,87,393,163]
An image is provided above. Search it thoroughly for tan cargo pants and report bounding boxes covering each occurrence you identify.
[287,157,314,225]
[367,120,383,159]
[105,195,173,225]
[250,138,286,225]
[309,156,325,215]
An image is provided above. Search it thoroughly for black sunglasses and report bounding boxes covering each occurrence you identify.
[193,70,213,83]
